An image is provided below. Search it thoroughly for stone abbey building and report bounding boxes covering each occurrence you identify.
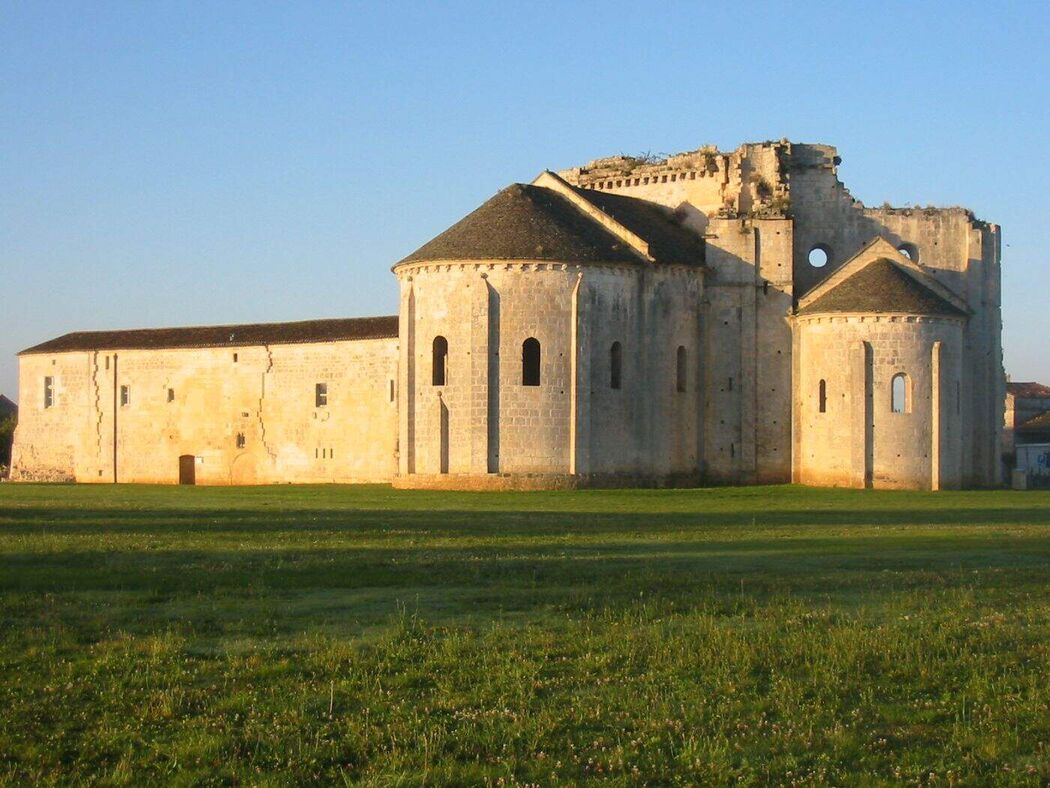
[11,142,1004,490]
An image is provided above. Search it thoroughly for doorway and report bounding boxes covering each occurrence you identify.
[179,455,196,485]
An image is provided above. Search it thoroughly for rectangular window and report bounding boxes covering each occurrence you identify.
[236,433,246,449]
[167,388,175,402]
[233,353,238,363]
[389,379,395,402]
[44,376,54,408]
[120,385,130,407]
[315,382,328,407]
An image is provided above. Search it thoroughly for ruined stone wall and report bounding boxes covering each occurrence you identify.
[559,145,796,485]
[561,140,1002,487]
[787,143,1003,486]
[11,338,398,484]
[796,314,965,490]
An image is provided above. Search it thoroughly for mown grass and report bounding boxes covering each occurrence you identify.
[0,483,1047,785]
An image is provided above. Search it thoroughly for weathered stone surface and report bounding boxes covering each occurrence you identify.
[11,140,1004,491]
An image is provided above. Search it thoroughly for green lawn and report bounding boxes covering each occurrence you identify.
[0,484,1047,785]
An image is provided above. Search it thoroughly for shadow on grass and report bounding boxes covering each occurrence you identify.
[4,504,1050,537]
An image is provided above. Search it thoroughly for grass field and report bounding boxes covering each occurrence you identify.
[0,483,1047,785]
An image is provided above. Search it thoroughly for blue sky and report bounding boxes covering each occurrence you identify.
[2,1,1048,399]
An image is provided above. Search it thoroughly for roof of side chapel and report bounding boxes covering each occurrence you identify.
[797,258,968,317]
[398,183,703,266]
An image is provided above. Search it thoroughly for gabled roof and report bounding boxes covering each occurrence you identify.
[797,237,969,318]
[798,258,968,317]
[1007,381,1050,399]
[567,185,705,264]
[20,315,399,355]
[397,182,704,266]
[1018,410,1050,433]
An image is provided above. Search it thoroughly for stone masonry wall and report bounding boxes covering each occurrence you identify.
[796,314,965,490]
[11,338,398,484]
[395,260,704,485]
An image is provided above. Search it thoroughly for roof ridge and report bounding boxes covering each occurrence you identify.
[20,315,399,355]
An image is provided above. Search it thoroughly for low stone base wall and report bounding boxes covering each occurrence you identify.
[9,466,76,483]
[392,472,702,491]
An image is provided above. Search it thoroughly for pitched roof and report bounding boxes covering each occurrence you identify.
[0,394,16,417]
[1007,381,1050,399]
[797,258,968,317]
[568,186,705,264]
[398,183,703,266]
[20,315,399,355]
[1018,410,1050,433]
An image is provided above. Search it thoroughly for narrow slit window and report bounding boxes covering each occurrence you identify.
[120,385,130,407]
[315,382,328,408]
[389,379,395,402]
[167,388,175,403]
[676,346,687,393]
[891,373,909,414]
[233,353,238,363]
[44,376,54,408]
[818,379,827,413]
[236,432,246,449]
[610,342,622,390]
[522,338,541,386]
[432,336,448,386]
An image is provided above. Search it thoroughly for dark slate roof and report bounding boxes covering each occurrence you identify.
[798,258,968,317]
[569,186,705,264]
[1018,410,1050,433]
[398,183,702,266]
[1007,381,1050,399]
[0,394,16,417]
[20,315,399,355]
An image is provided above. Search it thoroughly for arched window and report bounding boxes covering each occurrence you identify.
[610,342,622,389]
[676,346,687,393]
[432,336,448,386]
[818,379,827,413]
[891,373,909,414]
[522,338,540,386]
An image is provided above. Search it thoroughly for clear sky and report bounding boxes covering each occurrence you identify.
[3,1,1048,400]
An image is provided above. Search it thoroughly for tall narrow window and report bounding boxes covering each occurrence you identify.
[120,385,130,407]
[522,338,541,386]
[236,432,246,449]
[44,376,54,408]
[432,336,448,386]
[167,388,175,403]
[315,382,328,407]
[818,379,827,413]
[676,346,687,393]
[610,342,622,390]
[891,373,909,414]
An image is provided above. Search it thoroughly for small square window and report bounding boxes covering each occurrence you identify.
[315,382,328,408]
